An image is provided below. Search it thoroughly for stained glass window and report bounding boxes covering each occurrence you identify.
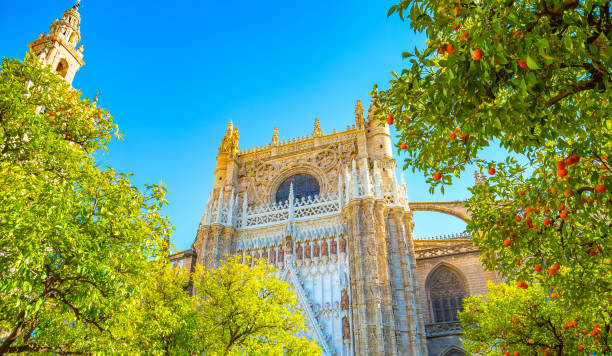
[428,266,466,323]
[275,174,320,203]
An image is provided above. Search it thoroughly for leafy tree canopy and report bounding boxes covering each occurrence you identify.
[381,0,611,353]
[461,282,606,355]
[0,54,317,355]
[0,52,172,354]
[114,257,320,356]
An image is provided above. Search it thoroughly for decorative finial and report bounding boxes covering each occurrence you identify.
[76,0,81,8]
[367,85,380,122]
[355,99,365,128]
[313,118,322,137]
[219,120,239,157]
[272,126,279,146]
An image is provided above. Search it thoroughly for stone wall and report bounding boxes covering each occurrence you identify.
[414,242,500,356]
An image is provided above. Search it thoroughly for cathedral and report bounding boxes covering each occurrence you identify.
[29,3,499,355]
[170,107,499,356]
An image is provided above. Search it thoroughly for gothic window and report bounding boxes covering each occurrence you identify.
[441,349,465,356]
[275,174,320,203]
[428,266,466,323]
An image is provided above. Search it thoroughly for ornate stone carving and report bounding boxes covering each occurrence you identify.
[313,117,323,137]
[312,149,338,172]
[321,240,328,256]
[415,242,478,259]
[341,289,349,311]
[425,322,464,337]
[330,240,337,255]
[339,237,346,253]
[272,126,279,146]
[355,99,365,128]
[219,121,239,158]
[342,316,351,340]
[313,242,320,258]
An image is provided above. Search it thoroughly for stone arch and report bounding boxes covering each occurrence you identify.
[55,58,69,78]
[440,345,465,356]
[425,262,469,323]
[410,201,470,222]
[269,164,329,203]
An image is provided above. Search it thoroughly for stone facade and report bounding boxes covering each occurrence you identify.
[169,90,499,355]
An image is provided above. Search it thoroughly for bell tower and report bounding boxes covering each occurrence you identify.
[28,0,85,85]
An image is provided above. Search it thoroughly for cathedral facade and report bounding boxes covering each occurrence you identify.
[171,100,499,356]
[29,3,498,355]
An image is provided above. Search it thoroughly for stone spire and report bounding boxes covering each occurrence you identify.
[219,120,239,158]
[313,118,323,137]
[272,127,279,146]
[28,0,85,85]
[355,99,365,128]
[367,84,380,122]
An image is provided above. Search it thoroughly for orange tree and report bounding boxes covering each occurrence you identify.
[0,53,172,354]
[380,0,611,354]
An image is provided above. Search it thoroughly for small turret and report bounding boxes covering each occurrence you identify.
[365,85,393,161]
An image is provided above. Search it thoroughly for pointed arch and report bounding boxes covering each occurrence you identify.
[425,262,468,323]
[440,345,465,356]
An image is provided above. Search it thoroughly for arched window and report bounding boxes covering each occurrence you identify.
[441,347,465,356]
[275,174,319,203]
[443,351,464,356]
[428,266,466,323]
[55,59,68,78]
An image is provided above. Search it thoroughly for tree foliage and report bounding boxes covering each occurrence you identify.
[381,0,611,352]
[460,282,607,355]
[0,53,172,355]
[0,54,318,355]
[115,257,320,356]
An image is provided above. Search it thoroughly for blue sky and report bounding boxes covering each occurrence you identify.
[1,0,477,251]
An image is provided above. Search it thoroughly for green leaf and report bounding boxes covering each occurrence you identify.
[526,55,540,70]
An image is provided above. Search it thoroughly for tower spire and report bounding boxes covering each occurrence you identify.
[219,120,239,158]
[29,1,85,85]
[355,99,365,128]
[367,84,380,122]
